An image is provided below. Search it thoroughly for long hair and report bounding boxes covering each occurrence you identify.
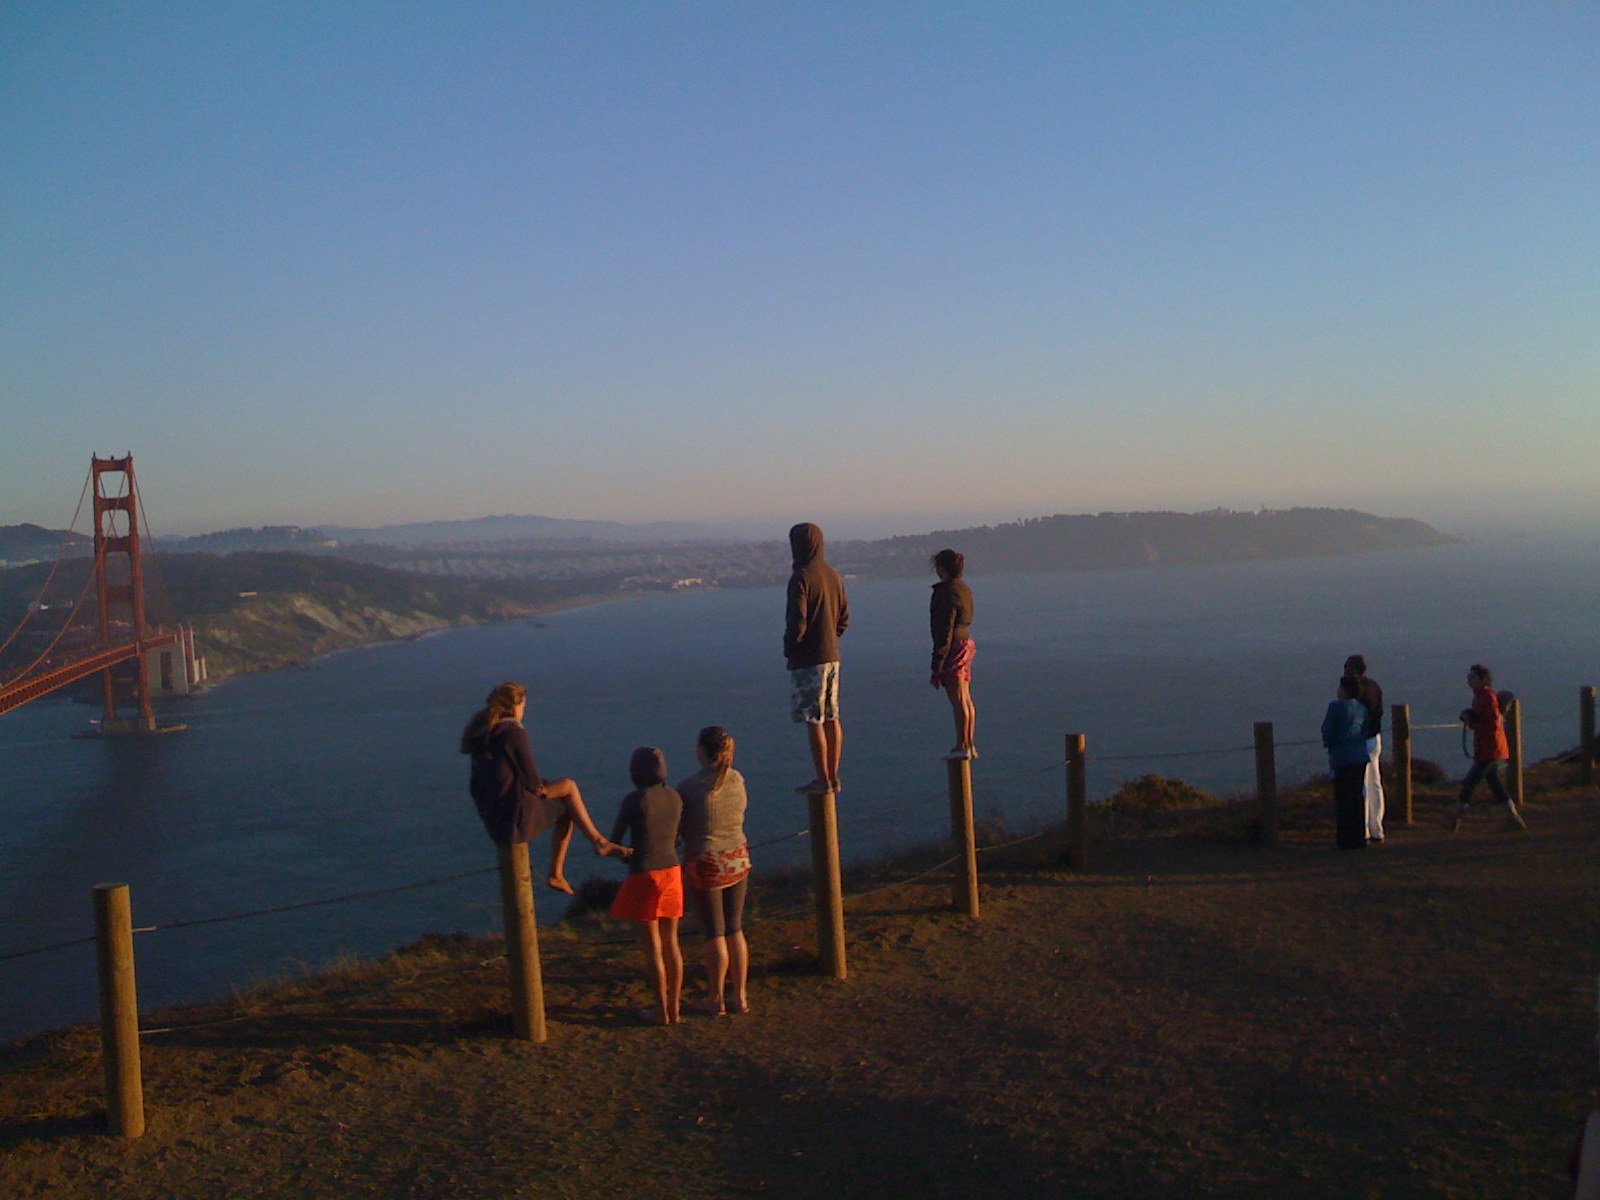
[930,548,964,578]
[459,681,526,755]
[697,724,736,791]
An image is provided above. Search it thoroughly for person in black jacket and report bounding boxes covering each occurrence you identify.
[460,681,627,893]
[929,548,977,759]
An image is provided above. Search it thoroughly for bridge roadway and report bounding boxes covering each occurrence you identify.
[0,631,182,717]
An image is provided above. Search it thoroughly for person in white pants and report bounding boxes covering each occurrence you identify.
[1345,654,1385,843]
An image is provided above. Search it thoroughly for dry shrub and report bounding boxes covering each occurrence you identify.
[1104,773,1220,814]
[1411,757,1446,784]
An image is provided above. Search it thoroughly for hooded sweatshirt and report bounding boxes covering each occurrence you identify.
[784,522,850,669]
[610,746,683,873]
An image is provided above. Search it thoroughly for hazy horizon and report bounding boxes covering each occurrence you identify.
[4,6,1595,538]
[12,499,1599,550]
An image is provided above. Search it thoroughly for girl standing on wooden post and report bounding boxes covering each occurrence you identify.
[929,548,978,759]
[678,725,754,1016]
[461,682,627,891]
[609,746,686,1026]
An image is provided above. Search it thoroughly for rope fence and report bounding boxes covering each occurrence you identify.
[24,686,1597,1140]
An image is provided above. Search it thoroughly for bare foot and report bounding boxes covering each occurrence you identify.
[636,1007,671,1026]
[794,779,832,795]
[690,997,727,1017]
[730,997,750,1015]
[546,875,575,895]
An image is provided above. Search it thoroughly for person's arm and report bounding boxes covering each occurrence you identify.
[930,588,957,675]
[610,793,636,848]
[1321,702,1341,749]
[836,574,850,637]
[783,575,807,660]
[1473,689,1497,730]
[505,725,545,795]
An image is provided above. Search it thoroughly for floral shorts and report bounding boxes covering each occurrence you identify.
[789,661,841,724]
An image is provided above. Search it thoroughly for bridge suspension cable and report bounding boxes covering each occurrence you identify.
[0,467,93,659]
[1,536,100,686]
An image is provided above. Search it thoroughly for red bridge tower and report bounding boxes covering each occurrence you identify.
[92,455,158,732]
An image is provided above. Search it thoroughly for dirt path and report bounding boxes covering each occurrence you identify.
[4,772,1598,1199]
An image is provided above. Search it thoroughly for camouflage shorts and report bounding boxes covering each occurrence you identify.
[789,662,840,724]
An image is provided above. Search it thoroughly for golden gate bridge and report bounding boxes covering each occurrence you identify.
[0,455,201,732]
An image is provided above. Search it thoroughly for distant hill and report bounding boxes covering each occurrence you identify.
[318,514,712,547]
[0,552,586,680]
[837,508,1458,575]
[162,526,342,554]
[0,523,91,565]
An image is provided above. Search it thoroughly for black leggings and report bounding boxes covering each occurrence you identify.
[691,878,748,938]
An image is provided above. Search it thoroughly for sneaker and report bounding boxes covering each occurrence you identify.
[1446,803,1465,832]
[1505,802,1527,830]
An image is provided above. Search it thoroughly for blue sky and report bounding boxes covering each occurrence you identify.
[3,3,1596,537]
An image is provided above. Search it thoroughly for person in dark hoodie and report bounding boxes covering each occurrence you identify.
[460,681,628,893]
[784,522,850,794]
[609,746,685,1025]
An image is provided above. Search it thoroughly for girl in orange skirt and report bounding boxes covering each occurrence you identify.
[609,746,685,1025]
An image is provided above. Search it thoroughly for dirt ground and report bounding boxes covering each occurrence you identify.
[3,766,1598,1199]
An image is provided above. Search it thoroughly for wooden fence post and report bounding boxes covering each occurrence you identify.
[497,842,547,1042]
[1581,686,1596,787]
[1507,698,1524,807]
[808,789,847,980]
[1254,722,1278,848]
[93,883,145,1139]
[1391,703,1413,826]
[946,756,980,919]
[1065,733,1087,869]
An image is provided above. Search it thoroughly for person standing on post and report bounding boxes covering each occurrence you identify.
[930,549,977,760]
[785,522,849,795]
[1344,654,1385,844]
[1448,663,1527,831]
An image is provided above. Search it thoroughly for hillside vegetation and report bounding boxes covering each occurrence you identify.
[843,507,1457,575]
[0,553,583,680]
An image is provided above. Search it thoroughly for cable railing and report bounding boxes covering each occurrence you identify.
[15,686,1596,1140]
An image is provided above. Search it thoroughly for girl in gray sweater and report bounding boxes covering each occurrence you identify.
[677,726,753,1016]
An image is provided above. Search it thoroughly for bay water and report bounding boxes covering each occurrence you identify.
[1,538,1595,1041]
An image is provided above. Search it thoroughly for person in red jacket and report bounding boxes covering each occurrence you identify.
[1447,664,1526,831]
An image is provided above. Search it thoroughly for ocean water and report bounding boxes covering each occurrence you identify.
[1,539,1595,1041]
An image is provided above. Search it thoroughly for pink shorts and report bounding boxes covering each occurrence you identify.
[935,638,976,685]
[610,866,685,921]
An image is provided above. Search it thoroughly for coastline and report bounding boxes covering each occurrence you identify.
[192,589,627,687]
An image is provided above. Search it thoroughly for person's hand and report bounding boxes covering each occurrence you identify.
[929,673,941,689]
